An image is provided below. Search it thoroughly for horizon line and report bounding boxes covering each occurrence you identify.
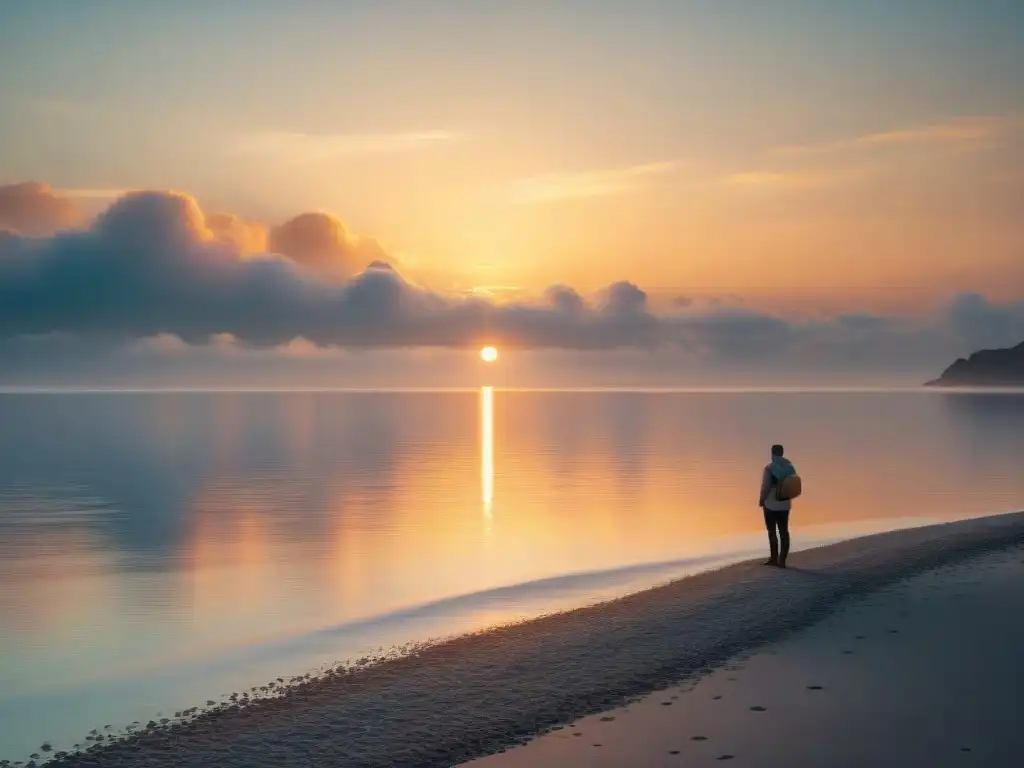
[1,385,1022,395]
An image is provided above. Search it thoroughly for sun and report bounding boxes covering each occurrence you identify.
[480,345,498,363]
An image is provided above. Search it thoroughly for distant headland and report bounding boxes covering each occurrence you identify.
[925,340,1024,387]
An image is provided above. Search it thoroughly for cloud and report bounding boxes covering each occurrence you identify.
[469,285,524,299]
[545,285,586,314]
[205,211,269,254]
[725,115,1018,194]
[945,292,1024,350]
[229,130,462,162]
[0,181,85,235]
[1,183,1023,385]
[268,212,389,281]
[0,187,672,350]
[508,162,679,203]
[773,115,1009,157]
[723,167,871,191]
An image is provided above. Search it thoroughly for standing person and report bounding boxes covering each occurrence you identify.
[759,444,799,568]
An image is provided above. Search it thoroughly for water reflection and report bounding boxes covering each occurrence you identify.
[481,386,494,519]
[0,390,1023,759]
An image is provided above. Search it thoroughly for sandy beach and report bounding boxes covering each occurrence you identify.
[466,542,1024,767]
[34,511,1024,768]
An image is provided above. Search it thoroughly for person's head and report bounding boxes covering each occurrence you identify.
[771,444,784,458]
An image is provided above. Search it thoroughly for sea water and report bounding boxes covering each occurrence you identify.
[1,389,1022,759]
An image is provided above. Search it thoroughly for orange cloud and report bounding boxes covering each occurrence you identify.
[0,181,84,235]
[268,212,393,280]
[205,211,268,254]
[0,182,399,280]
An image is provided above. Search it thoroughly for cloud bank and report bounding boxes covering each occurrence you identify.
[2,181,1023,384]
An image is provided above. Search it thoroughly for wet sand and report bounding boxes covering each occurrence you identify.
[466,543,1024,767]
[35,511,1024,768]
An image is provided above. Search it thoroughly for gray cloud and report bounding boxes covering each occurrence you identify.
[945,292,1024,350]
[545,285,585,314]
[0,188,673,350]
[1,184,1023,383]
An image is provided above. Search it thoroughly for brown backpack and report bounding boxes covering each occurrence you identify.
[777,474,802,501]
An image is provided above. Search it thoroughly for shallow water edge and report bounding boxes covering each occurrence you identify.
[40,510,1024,768]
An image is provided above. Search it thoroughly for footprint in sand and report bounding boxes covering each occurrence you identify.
[662,702,673,706]
[600,716,616,722]
[961,747,972,753]
[717,755,736,761]
[669,750,681,755]
[713,695,723,700]
[842,650,854,655]
[750,706,767,712]
[807,685,824,691]
[692,736,708,741]
[573,733,582,737]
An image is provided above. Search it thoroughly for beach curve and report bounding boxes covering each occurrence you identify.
[38,511,1024,768]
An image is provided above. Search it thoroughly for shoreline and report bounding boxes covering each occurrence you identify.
[468,542,1024,767]
[0,517,948,759]
[40,511,1024,768]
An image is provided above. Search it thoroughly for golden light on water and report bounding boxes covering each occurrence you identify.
[481,386,494,518]
[480,346,498,363]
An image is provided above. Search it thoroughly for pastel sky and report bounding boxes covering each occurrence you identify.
[1,1,1023,386]
[4,1,1023,303]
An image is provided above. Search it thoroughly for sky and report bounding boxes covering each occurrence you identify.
[1,1,1023,386]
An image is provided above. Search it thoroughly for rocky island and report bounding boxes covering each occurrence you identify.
[925,340,1024,387]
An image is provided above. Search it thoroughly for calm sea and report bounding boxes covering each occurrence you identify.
[1,389,1022,758]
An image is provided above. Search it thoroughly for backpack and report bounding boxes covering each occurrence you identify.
[776,473,802,501]
[769,457,802,501]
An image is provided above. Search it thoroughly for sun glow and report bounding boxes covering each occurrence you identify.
[480,345,498,363]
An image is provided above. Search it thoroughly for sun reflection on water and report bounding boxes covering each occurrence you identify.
[481,386,494,520]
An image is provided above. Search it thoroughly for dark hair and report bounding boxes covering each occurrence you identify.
[771,444,784,457]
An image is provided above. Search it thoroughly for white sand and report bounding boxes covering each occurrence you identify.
[34,511,1024,768]
[467,543,1024,767]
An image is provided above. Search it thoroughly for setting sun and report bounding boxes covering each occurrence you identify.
[480,346,498,363]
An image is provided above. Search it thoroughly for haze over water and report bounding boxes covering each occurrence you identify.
[1,389,1023,759]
